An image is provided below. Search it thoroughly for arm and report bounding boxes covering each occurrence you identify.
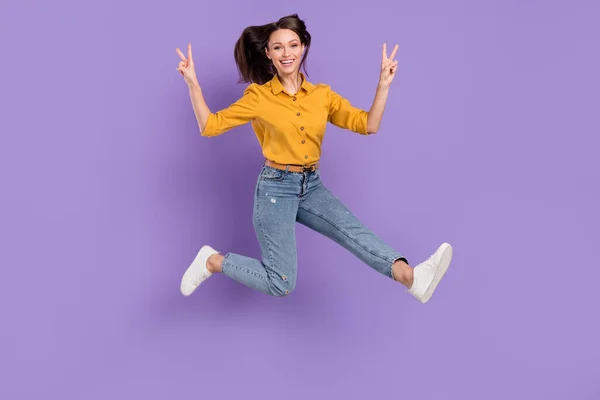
[176,43,211,133]
[187,81,212,133]
[328,84,389,135]
[187,81,257,137]
[366,43,399,133]
[176,43,256,136]
[328,43,399,135]
[328,89,370,135]
[200,84,258,137]
[366,83,390,134]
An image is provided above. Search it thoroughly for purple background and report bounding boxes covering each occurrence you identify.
[2,0,599,399]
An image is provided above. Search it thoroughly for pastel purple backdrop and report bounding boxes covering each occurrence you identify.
[2,0,599,399]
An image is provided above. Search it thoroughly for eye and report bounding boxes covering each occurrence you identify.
[291,44,298,47]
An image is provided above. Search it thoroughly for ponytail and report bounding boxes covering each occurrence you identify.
[234,23,277,84]
[233,14,311,85]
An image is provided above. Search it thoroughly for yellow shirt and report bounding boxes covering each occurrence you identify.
[202,73,370,166]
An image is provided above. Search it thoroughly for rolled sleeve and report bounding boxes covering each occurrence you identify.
[327,87,369,135]
[202,83,259,137]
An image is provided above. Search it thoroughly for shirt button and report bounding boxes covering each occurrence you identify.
[301,140,305,144]
[292,97,297,101]
[300,127,304,131]
[297,112,301,116]
[305,155,308,159]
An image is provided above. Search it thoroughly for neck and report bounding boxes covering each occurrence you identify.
[278,72,302,95]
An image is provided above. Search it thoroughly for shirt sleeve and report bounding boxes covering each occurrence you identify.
[327,87,369,135]
[202,83,259,137]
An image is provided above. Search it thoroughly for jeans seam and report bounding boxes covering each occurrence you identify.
[223,252,270,281]
[299,205,394,264]
[231,263,268,280]
[255,181,279,280]
[256,204,276,271]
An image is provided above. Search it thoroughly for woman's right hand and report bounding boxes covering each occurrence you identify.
[176,43,198,86]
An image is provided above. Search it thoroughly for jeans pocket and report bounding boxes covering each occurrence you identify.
[260,166,285,181]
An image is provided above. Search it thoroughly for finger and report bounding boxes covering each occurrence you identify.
[188,42,193,61]
[389,44,399,60]
[382,43,387,60]
[176,48,187,62]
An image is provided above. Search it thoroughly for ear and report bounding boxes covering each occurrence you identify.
[265,47,271,60]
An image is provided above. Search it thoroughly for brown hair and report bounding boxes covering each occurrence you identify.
[233,14,311,84]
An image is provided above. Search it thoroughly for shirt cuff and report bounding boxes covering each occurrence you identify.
[357,110,369,135]
[201,113,218,137]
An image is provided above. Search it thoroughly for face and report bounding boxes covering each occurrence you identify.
[265,29,305,77]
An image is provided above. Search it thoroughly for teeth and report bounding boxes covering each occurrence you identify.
[281,60,293,64]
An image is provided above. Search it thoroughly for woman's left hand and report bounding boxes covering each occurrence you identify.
[379,43,399,88]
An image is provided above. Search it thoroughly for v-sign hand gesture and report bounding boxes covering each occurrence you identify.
[176,43,199,86]
[379,43,399,88]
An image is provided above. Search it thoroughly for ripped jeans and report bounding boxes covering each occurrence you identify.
[221,164,408,296]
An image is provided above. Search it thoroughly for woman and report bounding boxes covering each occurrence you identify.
[175,14,452,304]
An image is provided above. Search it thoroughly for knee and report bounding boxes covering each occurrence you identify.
[266,271,296,297]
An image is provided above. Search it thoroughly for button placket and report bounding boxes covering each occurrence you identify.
[295,99,307,153]
[296,105,306,146]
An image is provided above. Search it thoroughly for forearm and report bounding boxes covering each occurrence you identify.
[187,81,211,133]
[366,82,390,133]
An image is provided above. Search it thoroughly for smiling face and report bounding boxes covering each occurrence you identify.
[265,28,305,78]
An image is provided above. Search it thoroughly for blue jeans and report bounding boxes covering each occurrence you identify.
[221,164,408,296]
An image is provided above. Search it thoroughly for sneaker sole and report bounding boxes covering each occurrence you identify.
[421,242,453,303]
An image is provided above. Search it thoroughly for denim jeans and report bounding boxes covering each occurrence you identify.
[221,164,408,296]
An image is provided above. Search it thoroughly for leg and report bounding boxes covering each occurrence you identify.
[297,181,409,283]
[297,176,453,303]
[197,167,301,297]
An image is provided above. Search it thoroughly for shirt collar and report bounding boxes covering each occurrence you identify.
[270,72,314,95]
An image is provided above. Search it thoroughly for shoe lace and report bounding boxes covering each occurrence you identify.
[191,270,210,286]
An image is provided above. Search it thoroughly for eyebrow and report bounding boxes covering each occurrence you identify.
[271,39,299,45]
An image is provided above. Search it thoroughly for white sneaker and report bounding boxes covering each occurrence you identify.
[180,245,219,296]
[408,242,453,303]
